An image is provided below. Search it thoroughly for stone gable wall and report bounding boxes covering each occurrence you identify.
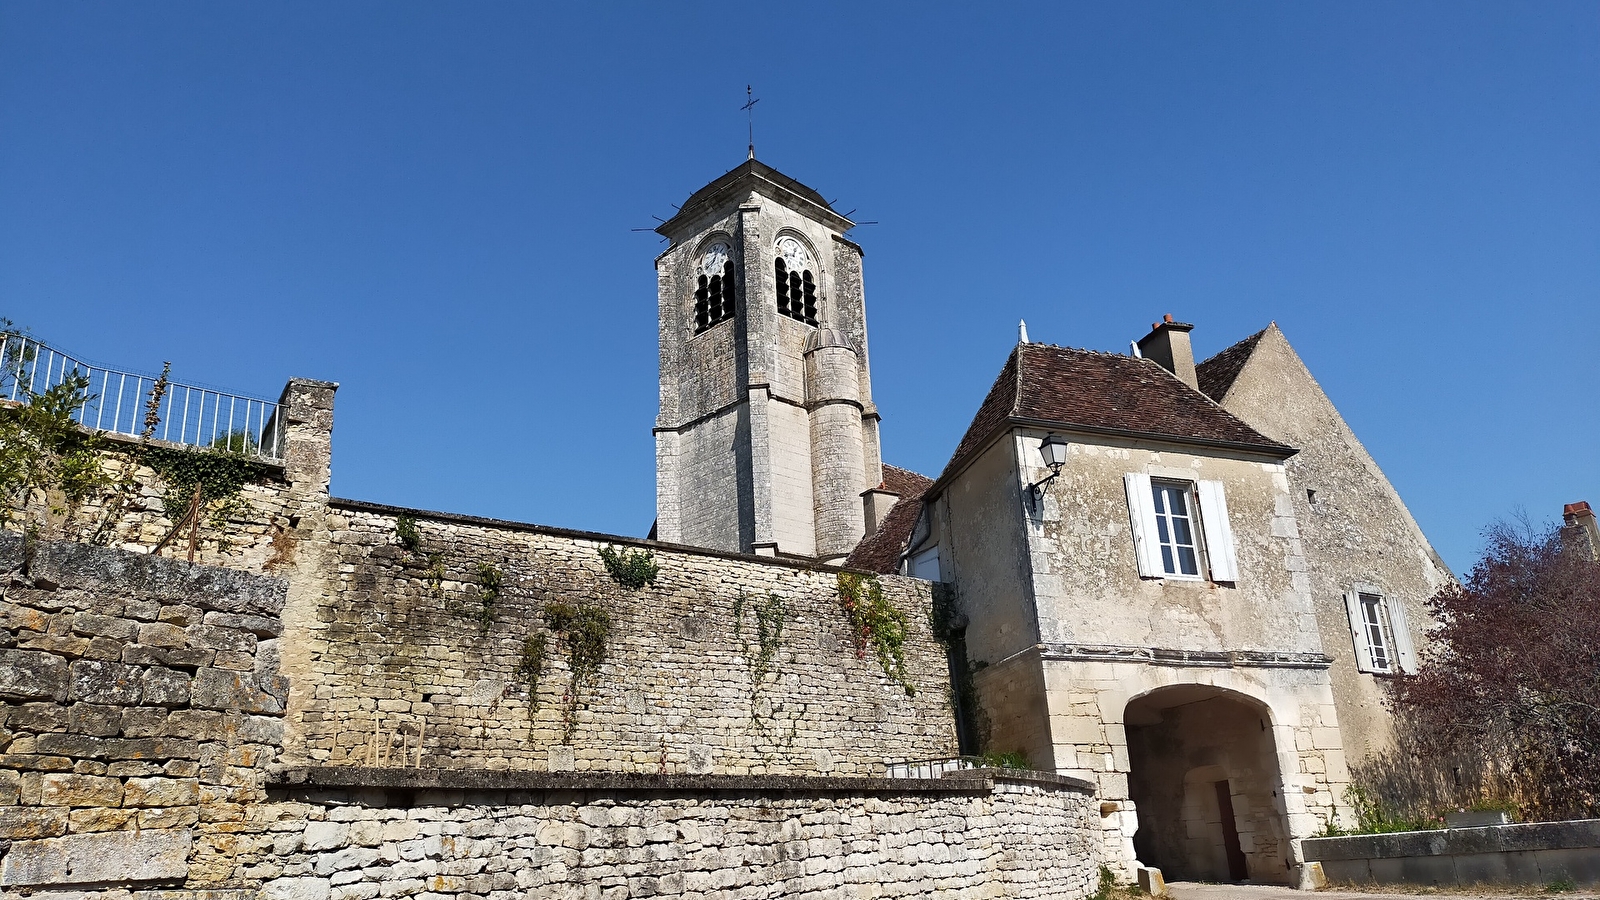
[292,501,959,776]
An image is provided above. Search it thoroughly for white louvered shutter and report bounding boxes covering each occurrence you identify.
[1389,599,1418,674]
[1195,480,1239,583]
[1344,590,1375,673]
[1124,473,1162,577]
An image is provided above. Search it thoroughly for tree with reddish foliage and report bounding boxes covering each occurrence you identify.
[1379,520,1600,821]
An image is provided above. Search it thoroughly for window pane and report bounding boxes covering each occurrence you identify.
[1177,546,1199,575]
[1171,517,1193,546]
[1161,545,1175,573]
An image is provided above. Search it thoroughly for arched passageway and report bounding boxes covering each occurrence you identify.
[1125,685,1291,885]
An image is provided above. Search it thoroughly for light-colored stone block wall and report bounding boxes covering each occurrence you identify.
[939,437,1036,667]
[1210,325,1454,763]
[0,535,288,890]
[292,503,958,775]
[1016,429,1320,654]
[244,774,1102,900]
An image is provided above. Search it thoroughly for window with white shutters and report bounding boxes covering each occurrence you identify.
[1123,475,1239,582]
[1344,588,1417,674]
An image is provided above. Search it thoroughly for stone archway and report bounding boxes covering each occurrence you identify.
[1124,685,1291,885]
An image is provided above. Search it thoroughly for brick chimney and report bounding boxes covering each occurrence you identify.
[1561,501,1600,561]
[1137,314,1198,390]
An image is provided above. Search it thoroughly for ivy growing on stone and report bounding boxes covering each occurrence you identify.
[394,515,421,553]
[836,572,914,695]
[473,562,503,629]
[517,631,549,713]
[733,591,787,726]
[539,599,612,742]
[425,553,445,598]
[143,443,265,561]
[598,544,658,589]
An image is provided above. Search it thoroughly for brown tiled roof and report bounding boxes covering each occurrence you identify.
[1196,327,1268,402]
[844,464,934,574]
[939,342,1293,482]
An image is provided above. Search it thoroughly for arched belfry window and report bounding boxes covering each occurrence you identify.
[774,236,818,326]
[693,240,736,334]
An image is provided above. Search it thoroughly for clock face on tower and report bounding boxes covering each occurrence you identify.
[776,236,812,272]
[699,241,731,277]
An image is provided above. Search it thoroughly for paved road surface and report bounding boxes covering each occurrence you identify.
[1167,882,1599,900]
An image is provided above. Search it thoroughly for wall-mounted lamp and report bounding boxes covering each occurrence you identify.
[1026,434,1070,509]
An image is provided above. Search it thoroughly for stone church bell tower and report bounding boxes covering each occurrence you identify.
[654,159,883,563]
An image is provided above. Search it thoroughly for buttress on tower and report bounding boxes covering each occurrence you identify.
[654,159,883,563]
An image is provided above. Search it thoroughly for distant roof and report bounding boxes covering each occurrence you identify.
[844,465,934,575]
[939,342,1294,483]
[658,158,852,237]
[1196,327,1268,402]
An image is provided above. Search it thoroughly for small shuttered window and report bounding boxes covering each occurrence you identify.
[1124,474,1239,582]
[1344,589,1418,674]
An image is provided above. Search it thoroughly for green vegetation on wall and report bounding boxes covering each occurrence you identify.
[598,544,658,589]
[836,572,914,696]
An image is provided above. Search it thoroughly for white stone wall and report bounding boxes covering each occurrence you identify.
[249,778,1102,900]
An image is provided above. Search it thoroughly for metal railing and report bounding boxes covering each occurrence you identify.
[0,332,284,462]
[885,756,991,779]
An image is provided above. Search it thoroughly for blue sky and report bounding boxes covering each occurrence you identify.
[2,3,1595,574]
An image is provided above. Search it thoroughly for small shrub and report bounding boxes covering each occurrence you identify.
[598,544,658,589]
[474,562,503,629]
[394,515,420,552]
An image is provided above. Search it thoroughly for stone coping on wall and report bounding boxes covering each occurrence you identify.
[271,766,1096,797]
[328,497,905,578]
[1302,818,1600,861]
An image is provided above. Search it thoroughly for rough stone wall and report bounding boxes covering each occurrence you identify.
[1211,324,1454,763]
[0,534,288,889]
[293,501,959,776]
[248,773,1101,900]
[1011,428,1319,656]
[0,534,1108,898]
[6,436,295,574]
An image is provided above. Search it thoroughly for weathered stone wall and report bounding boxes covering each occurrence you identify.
[6,435,295,574]
[1210,325,1454,763]
[0,538,1103,898]
[1303,819,1600,889]
[292,500,959,776]
[0,534,288,889]
[248,769,1102,900]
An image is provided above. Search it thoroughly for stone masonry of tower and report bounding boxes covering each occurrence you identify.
[653,159,883,563]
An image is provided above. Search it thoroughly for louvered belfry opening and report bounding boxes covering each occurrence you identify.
[693,260,737,334]
[774,258,818,326]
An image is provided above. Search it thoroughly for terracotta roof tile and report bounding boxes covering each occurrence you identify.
[1196,328,1267,402]
[845,465,934,574]
[939,342,1292,482]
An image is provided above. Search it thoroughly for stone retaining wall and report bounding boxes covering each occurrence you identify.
[0,534,289,888]
[1303,819,1600,889]
[293,500,958,775]
[248,768,1101,900]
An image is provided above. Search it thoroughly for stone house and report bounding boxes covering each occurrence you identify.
[649,158,1453,886]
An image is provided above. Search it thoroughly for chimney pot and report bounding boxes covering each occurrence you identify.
[1163,314,1174,323]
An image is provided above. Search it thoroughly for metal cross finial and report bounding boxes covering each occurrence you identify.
[741,85,760,160]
